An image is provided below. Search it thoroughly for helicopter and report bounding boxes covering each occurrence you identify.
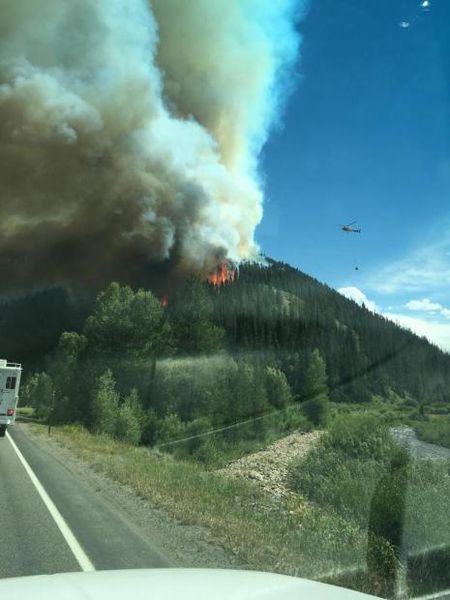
[341,221,361,233]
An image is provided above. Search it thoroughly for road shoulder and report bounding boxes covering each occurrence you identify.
[18,424,241,570]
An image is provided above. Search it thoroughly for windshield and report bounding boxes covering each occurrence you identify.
[1,1,450,598]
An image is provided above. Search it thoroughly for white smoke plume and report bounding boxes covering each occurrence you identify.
[0,0,302,291]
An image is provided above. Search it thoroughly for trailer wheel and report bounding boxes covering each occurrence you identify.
[0,426,6,438]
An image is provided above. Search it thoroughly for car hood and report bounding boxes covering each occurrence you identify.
[0,568,380,600]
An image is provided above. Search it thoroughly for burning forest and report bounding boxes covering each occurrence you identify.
[208,262,237,287]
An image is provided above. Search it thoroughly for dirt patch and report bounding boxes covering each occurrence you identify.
[218,431,321,498]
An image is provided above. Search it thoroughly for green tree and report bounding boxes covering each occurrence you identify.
[304,348,329,397]
[33,372,54,420]
[225,363,270,440]
[301,396,329,426]
[140,408,160,446]
[301,349,329,426]
[20,373,40,409]
[92,369,119,435]
[264,367,292,409]
[84,283,168,358]
[115,388,143,445]
[156,413,186,445]
[47,332,87,423]
[171,278,224,355]
[183,416,213,456]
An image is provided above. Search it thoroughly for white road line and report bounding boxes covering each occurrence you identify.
[6,431,95,572]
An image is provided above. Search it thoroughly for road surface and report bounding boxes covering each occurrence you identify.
[0,424,171,579]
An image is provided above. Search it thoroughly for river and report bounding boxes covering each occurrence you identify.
[391,425,450,460]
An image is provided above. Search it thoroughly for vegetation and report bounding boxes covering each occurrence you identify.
[289,414,450,597]
[300,348,330,426]
[13,259,450,597]
[32,423,369,583]
[414,416,450,449]
[17,260,450,465]
[289,415,401,527]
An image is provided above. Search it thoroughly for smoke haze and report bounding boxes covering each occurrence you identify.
[0,0,302,291]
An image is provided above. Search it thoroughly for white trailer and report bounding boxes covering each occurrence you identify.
[0,360,22,438]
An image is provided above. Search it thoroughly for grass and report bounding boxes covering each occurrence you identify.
[29,404,450,597]
[16,406,34,418]
[413,416,450,449]
[329,394,415,425]
[29,422,368,583]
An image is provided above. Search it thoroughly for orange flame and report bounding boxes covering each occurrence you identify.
[160,295,169,306]
[208,261,236,286]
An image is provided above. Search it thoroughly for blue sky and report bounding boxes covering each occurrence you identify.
[257,0,450,349]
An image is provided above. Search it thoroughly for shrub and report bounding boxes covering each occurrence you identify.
[414,418,450,448]
[32,372,54,421]
[289,415,399,527]
[156,413,186,445]
[183,416,213,455]
[429,406,450,415]
[323,414,395,462]
[301,396,329,426]
[264,367,292,409]
[91,369,119,435]
[290,448,383,526]
[115,389,143,445]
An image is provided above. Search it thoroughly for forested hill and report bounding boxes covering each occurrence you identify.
[2,258,450,411]
[212,260,450,405]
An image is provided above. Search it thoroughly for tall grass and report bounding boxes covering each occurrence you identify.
[414,417,450,449]
[288,414,450,596]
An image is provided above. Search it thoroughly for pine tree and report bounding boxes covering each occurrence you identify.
[170,278,224,355]
[264,366,292,409]
[301,349,330,426]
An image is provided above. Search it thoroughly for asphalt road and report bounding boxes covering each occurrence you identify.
[0,424,171,579]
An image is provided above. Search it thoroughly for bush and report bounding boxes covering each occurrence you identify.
[301,396,329,426]
[290,448,383,526]
[141,409,160,446]
[429,406,450,415]
[91,369,119,435]
[115,389,143,445]
[156,413,186,445]
[31,372,54,420]
[289,415,399,527]
[408,409,428,422]
[264,367,292,409]
[413,418,450,449]
[183,417,213,455]
[402,397,418,408]
[324,414,396,462]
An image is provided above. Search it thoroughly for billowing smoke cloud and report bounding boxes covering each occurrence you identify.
[0,0,302,291]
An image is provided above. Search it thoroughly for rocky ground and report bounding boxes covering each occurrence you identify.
[218,431,321,499]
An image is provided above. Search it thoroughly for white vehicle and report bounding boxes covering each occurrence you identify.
[0,569,381,600]
[0,359,22,438]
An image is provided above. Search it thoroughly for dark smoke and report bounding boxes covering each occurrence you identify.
[0,0,302,293]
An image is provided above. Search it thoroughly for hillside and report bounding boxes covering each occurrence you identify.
[213,259,450,406]
[5,258,450,412]
[14,256,450,597]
